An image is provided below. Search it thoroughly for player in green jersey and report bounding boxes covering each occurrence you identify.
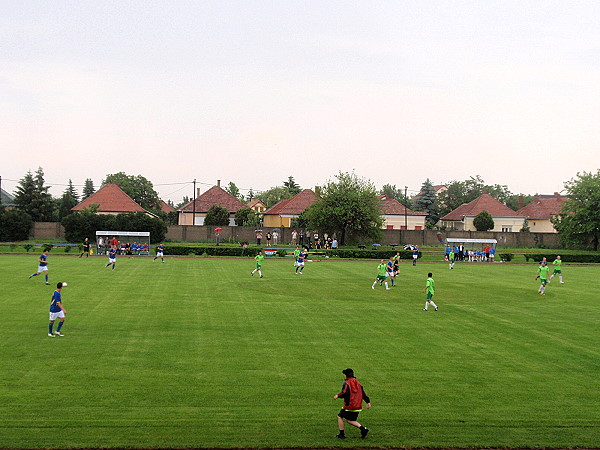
[251,251,265,278]
[537,262,550,295]
[371,260,390,290]
[448,250,455,270]
[422,272,438,311]
[549,256,564,284]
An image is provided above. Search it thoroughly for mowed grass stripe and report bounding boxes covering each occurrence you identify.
[0,254,598,447]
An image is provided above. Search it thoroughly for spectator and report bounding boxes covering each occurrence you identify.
[266,231,272,246]
[256,231,262,245]
[272,230,279,246]
[291,229,298,245]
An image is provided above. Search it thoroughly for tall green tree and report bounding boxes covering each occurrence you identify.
[257,186,293,208]
[82,178,95,200]
[303,172,383,244]
[552,170,600,250]
[204,205,230,226]
[247,188,255,202]
[58,179,80,220]
[413,179,440,227]
[225,182,242,200]
[103,172,160,211]
[13,167,55,221]
[473,210,495,231]
[0,209,33,240]
[380,184,410,207]
[283,176,301,195]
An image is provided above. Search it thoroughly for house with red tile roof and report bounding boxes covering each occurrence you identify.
[159,200,175,214]
[440,191,525,232]
[516,193,567,233]
[247,198,267,214]
[263,189,319,228]
[379,195,427,230]
[71,183,152,215]
[178,182,246,226]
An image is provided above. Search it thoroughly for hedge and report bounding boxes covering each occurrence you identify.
[523,254,600,263]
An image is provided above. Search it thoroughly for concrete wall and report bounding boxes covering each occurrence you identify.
[31,222,65,239]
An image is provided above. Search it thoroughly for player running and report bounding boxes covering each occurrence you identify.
[372,260,390,290]
[393,252,401,277]
[48,282,67,337]
[105,247,117,270]
[537,261,550,295]
[251,251,265,278]
[334,368,371,439]
[549,256,564,284]
[29,250,50,285]
[412,245,419,266]
[448,249,455,269]
[422,272,438,311]
[153,243,165,263]
[295,248,307,274]
[386,257,396,286]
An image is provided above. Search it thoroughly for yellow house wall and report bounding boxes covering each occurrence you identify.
[383,215,427,230]
[463,216,526,232]
[527,219,558,233]
[263,215,294,228]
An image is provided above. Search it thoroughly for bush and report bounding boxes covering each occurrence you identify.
[64,245,72,253]
[42,243,54,252]
[0,209,33,241]
[523,254,600,263]
[23,244,33,253]
[276,249,287,257]
[499,253,513,262]
[163,245,262,257]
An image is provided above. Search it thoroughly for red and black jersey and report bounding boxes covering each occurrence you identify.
[337,377,370,411]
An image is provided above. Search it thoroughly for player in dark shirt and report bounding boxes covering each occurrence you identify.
[333,368,371,439]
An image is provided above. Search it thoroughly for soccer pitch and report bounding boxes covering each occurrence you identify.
[2,254,599,448]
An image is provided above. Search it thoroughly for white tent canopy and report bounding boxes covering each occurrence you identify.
[444,238,497,247]
[95,231,151,255]
[95,231,150,238]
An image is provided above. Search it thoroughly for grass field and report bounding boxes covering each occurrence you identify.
[2,254,599,448]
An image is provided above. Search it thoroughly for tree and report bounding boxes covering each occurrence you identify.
[82,178,95,200]
[13,167,55,221]
[413,179,440,227]
[505,194,534,211]
[58,179,79,220]
[283,176,301,195]
[247,188,255,202]
[204,205,230,226]
[256,186,293,208]
[552,170,600,250]
[303,171,383,244]
[175,196,190,210]
[234,207,257,226]
[0,209,33,241]
[473,210,495,231]
[225,181,243,200]
[103,172,160,211]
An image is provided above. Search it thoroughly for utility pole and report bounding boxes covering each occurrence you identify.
[404,186,408,230]
[0,176,2,205]
[193,179,197,226]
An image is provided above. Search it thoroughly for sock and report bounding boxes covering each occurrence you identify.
[295,267,299,273]
[430,301,438,309]
[258,270,262,277]
[539,285,544,292]
[161,258,164,262]
[153,257,157,261]
[391,279,395,286]
[57,321,64,332]
[49,323,53,334]
[549,274,554,280]
[541,285,545,293]
[105,264,109,268]
[252,269,256,274]
[31,273,37,277]
[560,276,563,282]
[372,281,377,288]
[45,274,49,283]
[112,264,115,270]
[338,429,345,435]
[384,282,389,289]
[424,302,428,310]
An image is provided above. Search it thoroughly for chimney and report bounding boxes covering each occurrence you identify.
[533,194,539,203]
[217,180,221,187]
[197,188,201,198]
[518,195,524,209]
[554,191,561,200]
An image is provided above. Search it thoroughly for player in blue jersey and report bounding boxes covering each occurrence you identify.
[48,282,67,337]
[386,257,396,286]
[153,244,165,263]
[295,248,307,274]
[105,247,117,270]
[412,245,419,266]
[29,250,50,285]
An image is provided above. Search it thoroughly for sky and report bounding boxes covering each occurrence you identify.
[1,0,599,204]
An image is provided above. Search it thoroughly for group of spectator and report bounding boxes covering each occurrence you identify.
[445,244,496,262]
[96,236,150,256]
[290,230,338,249]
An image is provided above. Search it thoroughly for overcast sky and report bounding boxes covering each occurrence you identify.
[1,0,599,203]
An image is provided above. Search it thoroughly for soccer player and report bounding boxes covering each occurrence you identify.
[79,237,91,258]
[48,282,67,337]
[334,368,371,439]
[549,256,564,284]
[448,249,455,269]
[153,243,165,263]
[293,246,301,267]
[372,260,390,290]
[295,248,307,274]
[393,252,401,277]
[105,247,117,270]
[386,257,396,286]
[251,251,265,278]
[412,245,419,266]
[29,250,50,285]
[422,272,438,311]
[537,261,550,295]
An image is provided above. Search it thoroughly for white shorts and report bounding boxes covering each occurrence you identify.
[109,257,116,263]
[293,261,299,267]
[412,255,418,259]
[297,261,304,266]
[38,266,48,273]
[157,251,163,257]
[387,271,394,277]
[49,311,65,321]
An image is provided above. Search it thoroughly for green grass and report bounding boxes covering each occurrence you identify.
[1,254,599,448]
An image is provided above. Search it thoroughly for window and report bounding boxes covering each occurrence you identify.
[501,226,512,232]
[400,226,407,230]
[415,226,422,230]
[386,225,394,230]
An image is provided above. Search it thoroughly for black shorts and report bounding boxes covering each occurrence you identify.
[338,409,360,421]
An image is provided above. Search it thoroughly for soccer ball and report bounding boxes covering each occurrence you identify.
[62,282,68,287]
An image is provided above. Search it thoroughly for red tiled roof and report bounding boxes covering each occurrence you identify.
[247,198,266,209]
[442,193,520,220]
[516,195,567,220]
[264,189,318,215]
[159,200,175,213]
[178,185,246,213]
[379,197,427,216]
[72,184,147,213]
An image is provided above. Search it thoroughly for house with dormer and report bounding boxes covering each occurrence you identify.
[178,181,246,226]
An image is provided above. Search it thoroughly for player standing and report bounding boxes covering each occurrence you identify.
[29,250,50,285]
[105,247,117,270]
[537,261,550,295]
[412,245,419,266]
[48,282,67,337]
[372,260,390,290]
[549,256,564,284]
[251,251,265,278]
[79,238,91,258]
[448,249,455,269]
[334,368,370,439]
[295,248,306,274]
[422,272,438,311]
[153,243,165,263]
